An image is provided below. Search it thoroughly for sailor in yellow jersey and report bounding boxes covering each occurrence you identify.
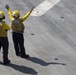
[0,11,10,65]
[5,5,34,58]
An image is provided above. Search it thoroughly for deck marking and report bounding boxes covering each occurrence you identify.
[31,0,60,16]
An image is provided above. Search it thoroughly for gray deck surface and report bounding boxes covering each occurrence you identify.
[0,0,76,75]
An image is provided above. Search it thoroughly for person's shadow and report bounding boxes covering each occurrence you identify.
[0,62,38,75]
[0,57,66,74]
[26,57,66,66]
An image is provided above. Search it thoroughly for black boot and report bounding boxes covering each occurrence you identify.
[3,59,11,65]
[16,53,21,57]
[21,54,29,58]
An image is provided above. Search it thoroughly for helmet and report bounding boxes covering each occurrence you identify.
[12,10,20,18]
[0,11,5,19]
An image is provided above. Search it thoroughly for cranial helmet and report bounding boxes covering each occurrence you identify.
[13,10,20,18]
[0,11,5,19]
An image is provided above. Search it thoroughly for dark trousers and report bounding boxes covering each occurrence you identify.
[0,37,9,61]
[12,32,26,56]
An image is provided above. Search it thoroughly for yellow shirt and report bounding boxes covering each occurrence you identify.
[0,21,10,37]
[7,9,31,32]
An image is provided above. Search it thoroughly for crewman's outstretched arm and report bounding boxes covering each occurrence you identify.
[21,7,34,22]
[21,11,31,22]
[7,9,14,21]
[5,5,14,21]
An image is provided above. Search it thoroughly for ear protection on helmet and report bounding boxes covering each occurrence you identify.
[12,10,20,18]
[0,11,5,19]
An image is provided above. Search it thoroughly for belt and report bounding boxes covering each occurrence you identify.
[12,30,23,33]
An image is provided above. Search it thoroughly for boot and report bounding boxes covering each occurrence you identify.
[3,59,11,65]
[21,54,29,58]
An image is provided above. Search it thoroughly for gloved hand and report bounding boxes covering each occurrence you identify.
[5,5,9,10]
[30,7,34,13]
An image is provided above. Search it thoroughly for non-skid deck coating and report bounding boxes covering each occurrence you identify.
[0,0,76,75]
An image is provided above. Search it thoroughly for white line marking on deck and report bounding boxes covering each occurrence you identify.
[31,0,60,16]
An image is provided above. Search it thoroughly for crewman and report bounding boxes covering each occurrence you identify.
[5,5,34,58]
[0,11,10,65]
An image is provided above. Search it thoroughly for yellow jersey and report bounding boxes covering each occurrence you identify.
[0,21,10,37]
[7,9,31,32]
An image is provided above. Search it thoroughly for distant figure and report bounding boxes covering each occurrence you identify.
[0,11,10,65]
[5,5,34,58]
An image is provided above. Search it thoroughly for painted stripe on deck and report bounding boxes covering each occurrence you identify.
[31,0,60,16]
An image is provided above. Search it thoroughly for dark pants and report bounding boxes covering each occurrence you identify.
[12,32,26,56]
[0,37,9,61]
